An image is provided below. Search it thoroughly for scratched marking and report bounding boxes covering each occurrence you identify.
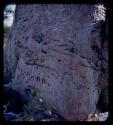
[25,61,58,74]
[36,76,49,86]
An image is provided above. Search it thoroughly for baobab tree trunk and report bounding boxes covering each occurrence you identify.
[4,4,108,121]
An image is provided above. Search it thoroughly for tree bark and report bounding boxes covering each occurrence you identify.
[4,4,108,121]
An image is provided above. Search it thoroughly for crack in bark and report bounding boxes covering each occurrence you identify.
[48,47,68,56]
[25,61,58,74]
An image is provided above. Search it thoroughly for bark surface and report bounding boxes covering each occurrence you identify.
[4,4,108,121]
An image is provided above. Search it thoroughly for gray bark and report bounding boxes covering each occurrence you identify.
[4,4,108,121]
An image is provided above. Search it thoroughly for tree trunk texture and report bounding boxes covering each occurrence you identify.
[4,4,108,121]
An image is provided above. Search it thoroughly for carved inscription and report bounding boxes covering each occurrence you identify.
[36,76,49,86]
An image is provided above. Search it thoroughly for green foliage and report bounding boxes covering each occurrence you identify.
[4,26,10,38]
[23,86,55,114]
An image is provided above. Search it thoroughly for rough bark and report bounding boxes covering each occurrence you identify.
[4,4,108,121]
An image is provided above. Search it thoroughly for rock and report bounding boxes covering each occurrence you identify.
[4,112,17,121]
[41,117,63,121]
[4,4,108,121]
[87,112,109,121]
[43,110,52,117]
[34,112,47,120]
[97,112,109,121]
